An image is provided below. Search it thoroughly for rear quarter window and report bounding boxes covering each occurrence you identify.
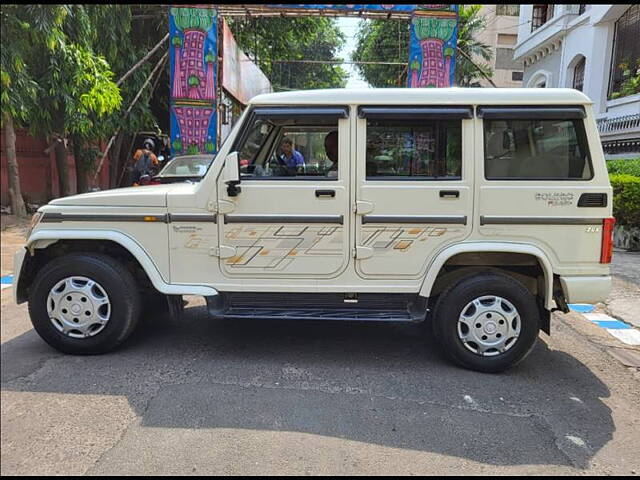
[484,118,593,180]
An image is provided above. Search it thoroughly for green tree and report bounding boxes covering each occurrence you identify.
[227,17,348,90]
[351,20,409,87]
[455,5,493,87]
[352,5,493,88]
[1,5,69,215]
[70,5,168,191]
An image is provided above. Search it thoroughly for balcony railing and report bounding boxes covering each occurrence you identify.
[597,114,640,134]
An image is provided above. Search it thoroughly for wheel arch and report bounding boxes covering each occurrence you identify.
[419,243,555,310]
[16,229,217,303]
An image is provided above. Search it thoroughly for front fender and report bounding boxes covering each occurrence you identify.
[15,229,218,303]
[419,242,555,310]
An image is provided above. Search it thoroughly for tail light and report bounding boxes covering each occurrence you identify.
[600,217,615,264]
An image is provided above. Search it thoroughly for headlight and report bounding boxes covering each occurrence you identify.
[26,212,43,240]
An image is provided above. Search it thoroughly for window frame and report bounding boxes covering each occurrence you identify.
[480,108,594,182]
[231,105,348,182]
[359,106,470,182]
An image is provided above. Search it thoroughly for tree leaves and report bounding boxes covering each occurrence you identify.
[227,16,348,91]
[352,5,494,88]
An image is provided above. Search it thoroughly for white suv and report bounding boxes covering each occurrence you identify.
[14,88,614,372]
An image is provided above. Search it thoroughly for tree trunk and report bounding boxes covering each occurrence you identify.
[54,136,70,198]
[3,113,27,217]
[73,137,88,194]
[109,133,125,189]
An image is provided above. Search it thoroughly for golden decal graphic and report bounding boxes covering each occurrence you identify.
[361,226,447,253]
[222,224,449,271]
[224,225,342,270]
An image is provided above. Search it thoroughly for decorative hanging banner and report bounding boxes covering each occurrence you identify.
[169,6,218,156]
[408,6,458,88]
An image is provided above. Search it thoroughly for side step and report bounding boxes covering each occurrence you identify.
[206,293,428,323]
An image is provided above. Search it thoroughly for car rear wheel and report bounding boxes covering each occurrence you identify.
[28,253,141,354]
[432,273,540,373]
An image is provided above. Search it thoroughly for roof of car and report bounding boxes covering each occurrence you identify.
[250,88,592,106]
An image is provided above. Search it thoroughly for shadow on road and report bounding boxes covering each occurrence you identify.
[1,304,613,469]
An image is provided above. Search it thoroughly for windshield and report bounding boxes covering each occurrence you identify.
[158,155,214,177]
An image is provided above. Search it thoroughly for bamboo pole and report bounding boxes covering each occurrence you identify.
[92,50,168,187]
[116,33,169,87]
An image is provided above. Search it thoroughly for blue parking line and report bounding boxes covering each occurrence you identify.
[0,275,13,285]
[568,304,595,313]
[592,320,632,330]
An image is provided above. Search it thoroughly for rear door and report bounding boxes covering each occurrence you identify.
[354,106,475,280]
[216,106,352,280]
[477,105,610,271]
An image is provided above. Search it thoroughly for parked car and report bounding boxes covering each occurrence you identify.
[14,88,614,372]
[149,154,214,184]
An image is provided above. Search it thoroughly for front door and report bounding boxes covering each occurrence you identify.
[217,106,352,280]
[354,106,475,279]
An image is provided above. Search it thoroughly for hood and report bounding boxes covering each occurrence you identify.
[48,184,195,208]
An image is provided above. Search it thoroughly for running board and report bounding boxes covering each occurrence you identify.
[206,293,427,323]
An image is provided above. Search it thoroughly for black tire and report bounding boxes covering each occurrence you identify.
[432,273,540,373]
[28,253,141,354]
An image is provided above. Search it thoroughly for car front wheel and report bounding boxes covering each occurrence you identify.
[28,253,141,354]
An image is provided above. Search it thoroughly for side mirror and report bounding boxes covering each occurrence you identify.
[222,152,241,197]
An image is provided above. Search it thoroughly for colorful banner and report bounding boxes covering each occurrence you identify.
[408,7,458,88]
[266,5,455,13]
[222,19,272,105]
[169,6,218,156]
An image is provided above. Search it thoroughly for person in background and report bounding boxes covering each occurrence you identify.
[324,130,339,178]
[278,137,305,175]
[132,138,159,186]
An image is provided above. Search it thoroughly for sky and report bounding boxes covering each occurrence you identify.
[335,17,371,89]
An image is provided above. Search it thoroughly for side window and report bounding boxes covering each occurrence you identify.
[365,120,462,179]
[236,112,342,180]
[484,118,592,180]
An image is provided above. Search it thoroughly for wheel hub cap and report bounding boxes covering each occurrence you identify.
[457,295,521,357]
[46,276,111,339]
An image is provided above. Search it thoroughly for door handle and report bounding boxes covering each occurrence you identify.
[440,190,460,198]
[316,189,336,198]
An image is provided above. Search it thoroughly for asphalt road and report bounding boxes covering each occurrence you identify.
[1,218,639,475]
[2,291,639,475]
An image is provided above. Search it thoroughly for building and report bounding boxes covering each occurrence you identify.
[475,5,524,87]
[514,4,640,157]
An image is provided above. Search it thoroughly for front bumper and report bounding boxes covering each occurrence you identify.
[12,247,27,304]
[560,275,612,304]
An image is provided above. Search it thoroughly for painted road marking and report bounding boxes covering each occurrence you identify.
[568,304,595,313]
[576,310,640,346]
[0,275,13,290]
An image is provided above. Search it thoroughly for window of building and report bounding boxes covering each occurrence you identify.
[573,57,585,92]
[365,120,462,180]
[484,118,592,180]
[496,5,520,16]
[531,5,554,31]
[497,34,518,46]
[512,71,524,81]
[608,5,640,99]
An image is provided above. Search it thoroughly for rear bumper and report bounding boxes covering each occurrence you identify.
[560,275,611,304]
[12,247,27,304]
